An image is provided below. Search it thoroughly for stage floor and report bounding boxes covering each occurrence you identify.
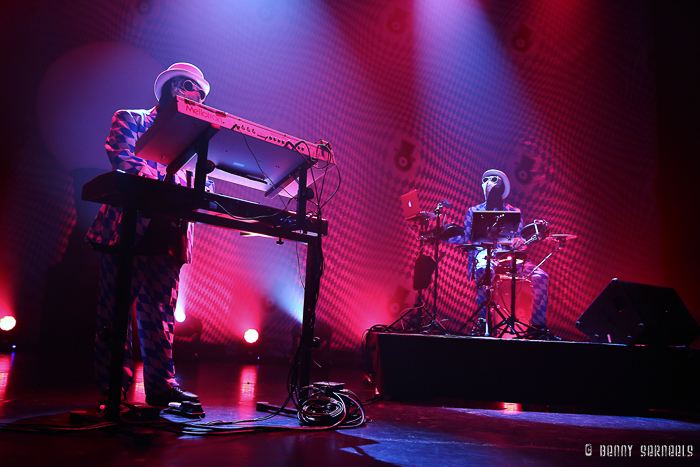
[0,351,698,466]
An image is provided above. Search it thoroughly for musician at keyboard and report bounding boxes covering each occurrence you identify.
[85,63,213,408]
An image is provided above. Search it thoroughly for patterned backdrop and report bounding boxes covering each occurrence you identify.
[2,0,667,358]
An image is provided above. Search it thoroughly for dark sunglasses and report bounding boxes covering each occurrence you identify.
[482,176,500,183]
[182,79,206,100]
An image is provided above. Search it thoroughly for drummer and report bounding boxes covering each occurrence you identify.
[446,169,551,338]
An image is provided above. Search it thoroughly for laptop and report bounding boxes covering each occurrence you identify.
[400,190,422,220]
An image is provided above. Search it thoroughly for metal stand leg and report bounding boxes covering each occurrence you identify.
[387,293,426,331]
[456,299,487,335]
[298,237,320,388]
[493,254,529,338]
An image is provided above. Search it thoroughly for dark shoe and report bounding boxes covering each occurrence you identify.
[146,387,200,407]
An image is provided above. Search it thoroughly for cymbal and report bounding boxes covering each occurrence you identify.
[549,233,577,241]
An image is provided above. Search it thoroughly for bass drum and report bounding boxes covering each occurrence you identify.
[493,276,533,339]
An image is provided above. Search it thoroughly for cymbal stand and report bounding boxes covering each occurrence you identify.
[524,238,568,279]
[388,216,432,332]
[425,203,449,333]
[493,237,569,339]
[386,291,427,331]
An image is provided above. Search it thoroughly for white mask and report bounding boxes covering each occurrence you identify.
[171,76,206,103]
[482,175,501,201]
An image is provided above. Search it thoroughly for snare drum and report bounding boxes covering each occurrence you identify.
[521,219,550,244]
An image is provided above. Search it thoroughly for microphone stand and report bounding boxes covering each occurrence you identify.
[388,215,431,331]
[425,202,448,334]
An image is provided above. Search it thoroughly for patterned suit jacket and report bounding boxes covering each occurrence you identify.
[85,106,205,263]
[447,202,523,280]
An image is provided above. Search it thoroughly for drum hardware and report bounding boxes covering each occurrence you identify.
[419,222,465,244]
[458,244,534,338]
[389,201,459,334]
[453,215,575,339]
[491,251,538,338]
[493,251,527,275]
[548,233,577,242]
[524,233,577,280]
[422,200,453,333]
[454,210,522,337]
[493,275,533,336]
[494,227,576,337]
[521,219,550,244]
[437,222,465,242]
[456,241,500,336]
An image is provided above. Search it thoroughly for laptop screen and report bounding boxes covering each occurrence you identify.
[469,210,521,244]
[400,190,421,220]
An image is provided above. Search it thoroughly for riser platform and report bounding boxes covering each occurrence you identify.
[365,332,700,411]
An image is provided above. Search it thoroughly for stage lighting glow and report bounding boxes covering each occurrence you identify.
[0,316,16,332]
[174,308,186,323]
[0,354,14,405]
[502,402,522,413]
[239,366,258,402]
[244,329,259,344]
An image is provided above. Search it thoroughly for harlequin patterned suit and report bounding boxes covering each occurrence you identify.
[86,107,196,398]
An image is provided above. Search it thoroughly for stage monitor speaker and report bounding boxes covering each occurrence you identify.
[576,279,699,345]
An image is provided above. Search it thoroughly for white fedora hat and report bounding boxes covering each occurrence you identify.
[482,169,510,199]
[154,62,210,100]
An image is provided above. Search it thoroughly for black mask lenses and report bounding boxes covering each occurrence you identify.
[178,79,206,100]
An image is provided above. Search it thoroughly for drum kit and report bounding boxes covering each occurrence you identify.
[460,217,576,339]
[391,208,576,339]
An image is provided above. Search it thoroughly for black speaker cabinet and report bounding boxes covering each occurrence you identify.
[576,279,699,345]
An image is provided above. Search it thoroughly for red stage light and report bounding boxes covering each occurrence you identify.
[502,402,522,413]
[244,329,259,344]
[0,316,16,332]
